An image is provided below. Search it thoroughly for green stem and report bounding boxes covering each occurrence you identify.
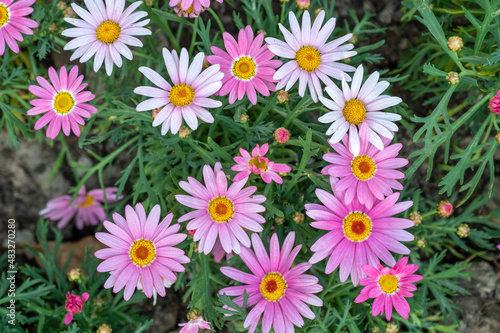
[188,18,199,57]
[421,224,455,231]
[208,8,225,33]
[280,2,286,24]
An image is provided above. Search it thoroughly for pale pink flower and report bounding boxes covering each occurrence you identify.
[273,127,290,144]
[266,10,356,102]
[231,143,291,184]
[306,189,414,286]
[0,0,38,55]
[95,203,190,301]
[207,26,282,105]
[178,316,211,333]
[354,257,423,320]
[134,48,223,135]
[169,0,222,15]
[62,0,151,76]
[27,66,97,139]
[175,162,266,255]
[322,123,408,209]
[40,186,121,229]
[219,232,323,333]
[64,292,89,325]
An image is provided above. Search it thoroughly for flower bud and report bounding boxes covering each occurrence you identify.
[67,268,81,282]
[277,90,290,104]
[63,7,76,18]
[385,322,398,333]
[274,127,290,144]
[202,55,211,69]
[409,211,422,226]
[57,1,67,10]
[446,72,459,85]
[151,107,161,120]
[416,237,427,248]
[193,243,201,253]
[496,131,500,144]
[296,0,311,10]
[314,8,324,16]
[188,229,196,237]
[257,30,267,37]
[93,298,105,308]
[49,23,57,33]
[240,113,249,124]
[275,216,285,225]
[372,327,381,333]
[292,212,304,224]
[187,308,202,321]
[489,91,500,114]
[447,36,463,52]
[457,223,470,238]
[97,324,112,333]
[437,200,453,218]
[179,126,190,138]
[144,0,154,6]
[348,33,358,44]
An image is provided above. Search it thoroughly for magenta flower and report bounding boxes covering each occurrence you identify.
[354,257,423,320]
[207,26,282,105]
[231,143,292,184]
[178,316,211,333]
[27,66,97,139]
[64,292,89,325]
[489,90,500,114]
[169,0,222,14]
[40,186,121,229]
[497,244,500,258]
[95,203,190,301]
[0,0,38,55]
[219,232,323,333]
[175,162,266,255]
[322,123,408,209]
[306,189,414,286]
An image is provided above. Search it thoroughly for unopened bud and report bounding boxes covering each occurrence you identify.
[385,322,398,333]
[447,36,463,52]
[275,216,285,225]
[496,131,500,144]
[188,229,196,237]
[277,90,290,104]
[63,7,76,18]
[292,212,304,224]
[144,0,154,6]
[314,8,324,16]
[372,327,381,333]
[187,308,201,321]
[179,126,190,138]
[457,223,470,238]
[193,243,201,253]
[446,72,459,85]
[151,107,161,120]
[240,113,249,124]
[93,298,105,308]
[274,127,290,144]
[57,1,67,10]
[278,171,289,177]
[97,324,112,333]
[348,33,358,44]
[409,211,422,226]
[342,57,351,64]
[202,56,211,70]
[257,30,267,37]
[49,23,57,33]
[67,268,81,282]
[296,0,311,10]
[416,237,427,248]
[437,200,453,218]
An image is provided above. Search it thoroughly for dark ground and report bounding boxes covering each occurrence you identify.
[1,0,499,332]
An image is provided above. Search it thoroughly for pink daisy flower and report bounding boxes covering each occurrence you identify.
[62,0,151,76]
[64,292,89,325]
[0,0,38,55]
[178,312,211,333]
[169,0,222,15]
[219,232,323,333]
[354,257,423,320]
[207,26,282,105]
[134,48,223,135]
[27,66,97,139]
[175,162,266,255]
[322,123,408,210]
[231,143,292,184]
[318,65,402,153]
[265,10,356,102]
[40,185,121,229]
[306,190,414,286]
[95,203,190,301]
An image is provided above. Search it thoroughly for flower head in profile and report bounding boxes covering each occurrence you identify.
[322,123,408,209]
[175,162,266,255]
[306,189,414,286]
[28,66,97,139]
[354,257,423,320]
[318,65,402,152]
[95,203,190,301]
[64,292,89,325]
[134,48,223,135]
[265,10,356,102]
[169,0,222,16]
[179,309,211,333]
[207,26,282,105]
[0,0,38,55]
[62,0,151,76]
[231,143,291,184]
[219,232,323,333]
[40,186,121,229]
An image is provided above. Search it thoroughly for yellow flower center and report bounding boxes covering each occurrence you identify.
[379,274,398,294]
[343,211,372,242]
[295,46,321,72]
[208,196,234,223]
[260,272,287,302]
[249,156,268,171]
[232,56,257,80]
[129,239,156,267]
[185,4,194,13]
[169,84,195,107]
[76,195,95,208]
[0,4,9,27]
[342,99,366,125]
[96,21,121,44]
[53,92,75,115]
[351,155,377,181]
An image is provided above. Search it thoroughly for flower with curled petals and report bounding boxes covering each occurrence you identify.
[265,10,356,102]
[27,66,97,139]
[95,203,190,301]
[62,0,151,76]
[306,189,414,286]
[354,257,423,321]
[169,0,222,15]
[175,162,266,255]
[219,232,323,333]
[134,48,223,135]
[0,0,38,55]
[207,26,282,105]
[318,65,402,153]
